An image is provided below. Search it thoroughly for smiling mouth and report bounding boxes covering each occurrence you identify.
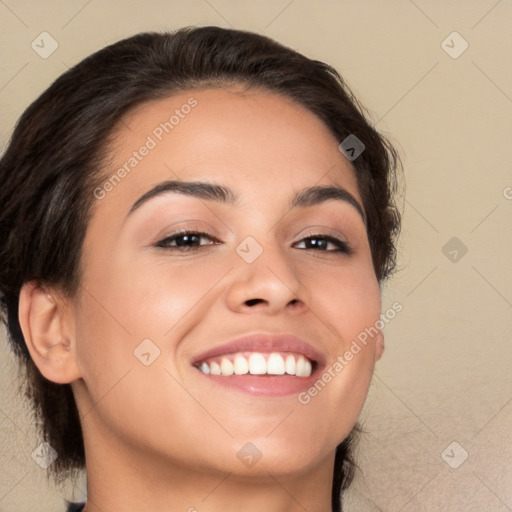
[195,351,315,377]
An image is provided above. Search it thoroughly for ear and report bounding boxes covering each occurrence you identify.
[18,280,81,384]
[374,330,385,362]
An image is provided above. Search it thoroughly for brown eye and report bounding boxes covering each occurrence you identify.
[295,234,353,255]
[156,230,219,252]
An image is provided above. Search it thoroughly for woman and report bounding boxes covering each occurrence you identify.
[0,26,401,511]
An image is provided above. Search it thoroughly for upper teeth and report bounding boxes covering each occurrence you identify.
[197,352,313,377]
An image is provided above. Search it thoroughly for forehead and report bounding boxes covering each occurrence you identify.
[96,86,361,218]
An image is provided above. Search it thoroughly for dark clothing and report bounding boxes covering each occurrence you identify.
[67,503,86,512]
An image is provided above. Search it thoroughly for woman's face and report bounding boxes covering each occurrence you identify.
[70,87,382,478]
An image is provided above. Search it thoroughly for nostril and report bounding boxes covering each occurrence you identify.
[246,298,264,306]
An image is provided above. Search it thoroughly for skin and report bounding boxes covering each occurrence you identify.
[19,87,384,512]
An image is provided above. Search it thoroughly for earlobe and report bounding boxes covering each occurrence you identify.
[374,330,385,362]
[18,281,81,384]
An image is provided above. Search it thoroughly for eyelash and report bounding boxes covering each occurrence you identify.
[155,229,353,255]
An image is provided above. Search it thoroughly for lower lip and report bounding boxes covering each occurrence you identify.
[195,370,320,396]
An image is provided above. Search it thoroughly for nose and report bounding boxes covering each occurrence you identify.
[225,239,307,315]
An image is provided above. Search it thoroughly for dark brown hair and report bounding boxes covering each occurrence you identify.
[0,26,401,510]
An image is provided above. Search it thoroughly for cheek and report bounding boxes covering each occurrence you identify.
[113,257,235,340]
[293,259,381,430]
[80,246,230,334]
[300,254,382,339]
[73,292,134,397]
[313,260,381,384]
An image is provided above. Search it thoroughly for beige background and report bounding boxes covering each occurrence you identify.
[1,1,511,511]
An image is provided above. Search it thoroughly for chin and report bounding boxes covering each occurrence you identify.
[217,433,335,478]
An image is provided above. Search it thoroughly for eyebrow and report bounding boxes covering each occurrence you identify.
[125,180,366,224]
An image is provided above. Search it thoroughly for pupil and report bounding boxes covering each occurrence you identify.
[309,238,325,249]
[177,234,198,246]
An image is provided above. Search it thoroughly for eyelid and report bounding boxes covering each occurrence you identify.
[296,224,351,243]
[149,220,222,245]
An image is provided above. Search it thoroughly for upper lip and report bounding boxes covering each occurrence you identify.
[191,333,326,367]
